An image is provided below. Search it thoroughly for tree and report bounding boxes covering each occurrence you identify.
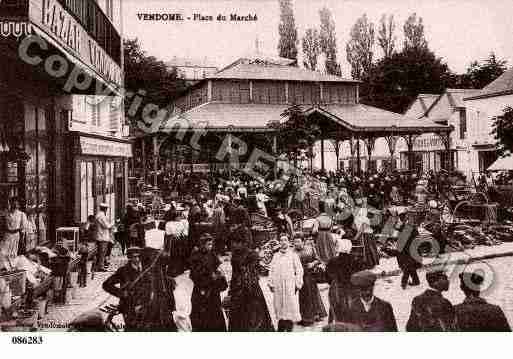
[377,14,396,59]
[363,46,453,113]
[302,28,320,70]
[278,0,298,62]
[319,7,342,76]
[124,38,186,123]
[346,13,375,80]
[460,53,508,89]
[492,106,513,157]
[403,13,428,51]
[268,105,321,162]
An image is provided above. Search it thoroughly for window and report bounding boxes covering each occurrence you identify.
[109,97,121,133]
[21,104,49,244]
[106,0,114,21]
[58,0,121,64]
[90,98,101,127]
[459,109,467,139]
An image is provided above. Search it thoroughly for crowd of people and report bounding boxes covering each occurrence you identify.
[71,166,511,332]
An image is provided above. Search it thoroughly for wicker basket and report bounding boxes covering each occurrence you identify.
[0,270,27,297]
[252,228,277,248]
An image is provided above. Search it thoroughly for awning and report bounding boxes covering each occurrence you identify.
[30,25,120,95]
[488,155,513,171]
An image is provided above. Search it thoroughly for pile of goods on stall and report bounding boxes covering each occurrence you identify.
[486,223,513,242]
[0,247,54,330]
[257,238,280,276]
[446,223,501,250]
[250,212,278,275]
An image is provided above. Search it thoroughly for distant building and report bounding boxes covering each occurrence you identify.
[167,57,218,85]
[399,89,481,178]
[464,68,513,174]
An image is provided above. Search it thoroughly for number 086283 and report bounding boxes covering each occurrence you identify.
[11,336,43,344]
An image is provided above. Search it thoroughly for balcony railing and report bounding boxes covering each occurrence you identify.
[57,0,121,66]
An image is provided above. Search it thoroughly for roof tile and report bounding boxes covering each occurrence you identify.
[160,102,448,132]
[208,63,358,83]
[465,69,513,100]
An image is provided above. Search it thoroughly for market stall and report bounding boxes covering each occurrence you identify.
[0,226,97,331]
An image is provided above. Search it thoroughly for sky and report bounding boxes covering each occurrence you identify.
[123,0,513,77]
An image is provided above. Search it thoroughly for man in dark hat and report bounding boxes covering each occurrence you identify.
[406,269,457,331]
[187,198,203,246]
[454,270,511,331]
[231,197,251,228]
[102,247,143,330]
[395,212,421,289]
[228,197,252,249]
[346,270,398,331]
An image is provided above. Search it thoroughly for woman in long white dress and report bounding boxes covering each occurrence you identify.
[268,236,304,331]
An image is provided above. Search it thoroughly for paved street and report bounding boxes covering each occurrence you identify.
[373,255,513,331]
[38,250,125,332]
[39,250,513,332]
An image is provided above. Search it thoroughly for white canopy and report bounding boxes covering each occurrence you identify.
[488,155,513,171]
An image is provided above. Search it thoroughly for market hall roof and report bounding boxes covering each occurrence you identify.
[206,62,359,83]
[158,102,451,135]
[465,68,513,100]
[312,104,452,133]
[160,103,287,132]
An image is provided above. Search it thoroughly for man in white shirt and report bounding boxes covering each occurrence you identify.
[95,203,114,271]
[255,187,270,217]
[1,197,28,259]
[237,183,248,200]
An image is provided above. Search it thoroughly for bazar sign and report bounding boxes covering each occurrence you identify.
[80,137,132,158]
[29,0,121,86]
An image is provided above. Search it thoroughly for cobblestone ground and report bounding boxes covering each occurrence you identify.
[170,254,513,332]
[38,249,125,332]
[291,255,513,331]
[40,251,513,332]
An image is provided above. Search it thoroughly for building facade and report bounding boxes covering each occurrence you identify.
[399,89,481,178]
[167,57,218,86]
[0,0,129,243]
[464,68,513,175]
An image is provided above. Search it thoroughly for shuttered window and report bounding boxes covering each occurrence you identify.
[459,109,467,139]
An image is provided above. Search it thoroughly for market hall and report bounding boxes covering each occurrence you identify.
[139,54,453,180]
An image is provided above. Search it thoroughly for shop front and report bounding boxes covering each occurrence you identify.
[71,134,132,225]
[397,133,457,173]
[0,0,124,243]
[477,146,498,173]
[0,72,67,246]
[399,149,457,173]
